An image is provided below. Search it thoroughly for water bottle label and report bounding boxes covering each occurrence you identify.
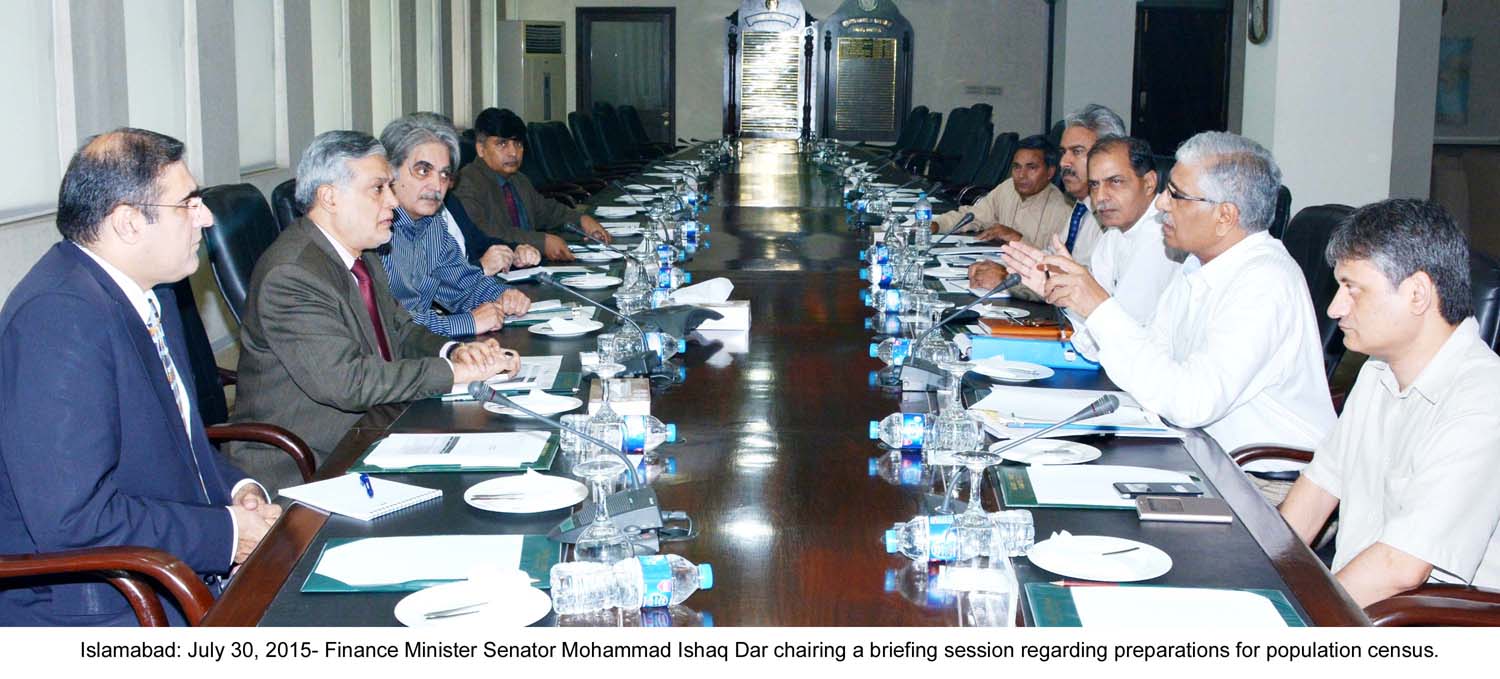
[927,514,959,560]
[899,413,926,448]
[915,207,932,222]
[888,339,910,365]
[881,290,903,313]
[656,267,673,290]
[622,415,647,454]
[636,555,675,608]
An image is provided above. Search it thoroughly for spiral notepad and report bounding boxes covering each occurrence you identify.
[279,474,441,521]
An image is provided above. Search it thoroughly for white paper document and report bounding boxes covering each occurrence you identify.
[279,474,441,521]
[363,431,552,469]
[1024,464,1195,508]
[669,277,734,304]
[969,386,1179,438]
[312,535,524,587]
[445,355,563,397]
[498,265,596,282]
[1070,586,1290,628]
[511,305,595,324]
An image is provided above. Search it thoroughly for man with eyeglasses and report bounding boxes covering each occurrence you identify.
[451,108,612,263]
[1001,135,1181,354]
[378,112,532,338]
[1011,131,1335,455]
[0,128,279,625]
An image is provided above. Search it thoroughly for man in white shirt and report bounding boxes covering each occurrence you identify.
[968,104,1124,290]
[999,135,1181,348]
[1035,131,1335,454]
[1280,199,1500,607]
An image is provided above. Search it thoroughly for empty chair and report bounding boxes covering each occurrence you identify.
[957,131,1019,205]
[970,102,993,128]
[903,106,975,179]
[269,179,300,233]
[858,105,928,156]
[593,102,653,161]
[617,104,676,156]
[1473,250,1500,350]
[520,124,584,206]
[569,111,646,174]
[458,128,478,169]
[935,121,992,201]
[549,121,632,182]
[1282,204,1356,379]
[913,111,942,155]
[1046,119,1065,147]
[1269,185,1293,239]
[201,183,282,324]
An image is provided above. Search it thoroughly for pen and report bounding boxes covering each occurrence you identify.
[1051,580,1117,588]
[359,473,374,498]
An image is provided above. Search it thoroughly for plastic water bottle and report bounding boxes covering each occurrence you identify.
[645,330,687,360]
[680,219,700,246]
[869,337,912,366]
[621,414,677,455]
[884,514,961,562]
[865,312,904,336]
[860,287,904,313]
[656,266,691,291]
[913,192,933,231]
[858,244,889,266]
[869,412,930,449]
[549,555,714,614]
[859,263,892,288]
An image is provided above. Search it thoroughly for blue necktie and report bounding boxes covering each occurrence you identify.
[1065,202,1089,253]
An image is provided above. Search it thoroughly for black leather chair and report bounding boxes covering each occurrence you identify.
[912,112,942,156]
[1046,119,1065,147]
[903,106,974,179]
[956,132,1019,206]
[593,102,654,162]
[201,184,281,324]
[1152,154,1176,194]
[569,111,646,174]
[458,128,478,169]
[549,121,632,182]
[858,105,928,156]
[531,123,606,194]
[617,104,676,156]
[935,121,992,200]
[1471,249,1500,350]
[1282,204,1355,379]
[522,123,588,203]
[1269,185,1293,240]
[269,179,300,233]
[970,102,993,127]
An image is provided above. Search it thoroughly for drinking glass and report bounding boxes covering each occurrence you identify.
[572,381,633,564]
[951,427,1000,561]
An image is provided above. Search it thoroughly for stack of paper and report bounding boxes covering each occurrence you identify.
[969,386,1180,438]
[444,355,564,397]
[362,431,552,470]
[309,535,526,588]
[999,464,1197,509]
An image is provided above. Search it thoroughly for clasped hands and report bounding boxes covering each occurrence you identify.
[997,234,1111,318]
[230,485,282,565]
[450,338,522,383]
[471,289,534,334]
[479,244,542,275]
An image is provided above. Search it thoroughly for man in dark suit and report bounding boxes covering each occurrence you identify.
[0,128,280,626]
[230,130,519,493]
[450,108,612,262]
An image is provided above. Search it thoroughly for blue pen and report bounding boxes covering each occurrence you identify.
[359,473,375,498]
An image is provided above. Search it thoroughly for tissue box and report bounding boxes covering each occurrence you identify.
[587,378,651,416]
[694,300,751,331]
[968,336,1100,371]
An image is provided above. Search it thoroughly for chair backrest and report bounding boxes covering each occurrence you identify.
[269,179,301,233]
[592,102,639,162]
[201,183,281,324]
[458,128,477,169]
[973,131,1020,187]
[162,278,230,427]
[548,121,594,179]
[569,111,612,166]
[891,105,928,152]
[947,121,993,186]
[931,107,975,174]
[915,112,942,153]
[1268,185,1293,239]
[618,104,652,146]
[970,103,993,127]
[519,124,553,186]
[1046,119,1065,147]
[1282,204,1356,378]
[525,122,562,183]
[1472,250,1500,351]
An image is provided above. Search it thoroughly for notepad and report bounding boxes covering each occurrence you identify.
[303,535,562,591]
[361,431,552,470]
[279,474,441,521]
[1024,583,1304,627]
[996,464,1197,510]
[444,355,563,397]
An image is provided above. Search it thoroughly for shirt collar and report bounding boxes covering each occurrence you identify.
[72,242,159,324]
[1015,181,1057,206]
[392,205,438,239]
[1376,317,1484,404]
[1119,201,1161,242]
[309,219,360,272]
[1181,229,1273,289]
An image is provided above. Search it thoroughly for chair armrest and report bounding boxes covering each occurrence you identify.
[1231,445,1314,467]
[957,184,994,206]
[0,546,215,626]
[1366,586,1500,626]
[207,423,317,482]
[216,366,238,386]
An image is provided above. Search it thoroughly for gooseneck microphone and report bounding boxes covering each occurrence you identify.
[909,273,1023,350]
[563,222,650,269]
[986,395,1121,456]
[532,272,656,368]
[467,381,641,487]
[929,212,975,247]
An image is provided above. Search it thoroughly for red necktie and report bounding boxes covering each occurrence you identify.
[502,182,530,231]
[350,258,393,361]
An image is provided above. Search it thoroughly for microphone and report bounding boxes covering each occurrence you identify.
[929,212,975,247]
[986,395,1121,456]
[563,222,650,269]
[467,381,641,487]
[533,272,658,370]
[899,273,1023,384]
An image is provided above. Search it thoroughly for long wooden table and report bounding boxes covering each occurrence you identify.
[205,140,1366,626]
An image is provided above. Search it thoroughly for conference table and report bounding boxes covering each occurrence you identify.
[205,140,1367,627]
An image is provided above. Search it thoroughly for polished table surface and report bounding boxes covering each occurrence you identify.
[205,140,1366,627]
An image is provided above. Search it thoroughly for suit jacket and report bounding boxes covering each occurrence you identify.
[231,218,452,493]
[451,160,582,250]
[0,243,244,626]
[444,193,506,269]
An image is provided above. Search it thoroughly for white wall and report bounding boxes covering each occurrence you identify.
[0,0,498,355]
[1050,0,1134,131]
[503,0,1050,138]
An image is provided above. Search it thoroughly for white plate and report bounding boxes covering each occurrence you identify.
[482,391,584,417]
[977,304,1030,320]
[970,358,1054,382]
[923,265,969,279]
[603,226,641,237]
[989,438,1101,465]
[559,275,622,290]
[394,579,552,627]
[1026,534,1172,582]
[528,318,605,337]
[572,249,623,262]
[463,469,588,514]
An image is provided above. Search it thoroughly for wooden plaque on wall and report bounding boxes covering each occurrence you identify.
[820,0,912,142]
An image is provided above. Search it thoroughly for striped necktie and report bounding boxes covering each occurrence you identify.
[1064,201,1089,253]
[145,298,192,434]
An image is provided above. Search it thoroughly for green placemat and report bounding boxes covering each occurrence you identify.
[993,466,1203,511]
[428,371,584,398]
[301,535,561,592]
[1024,582,1306,627]
[349,433,559,474]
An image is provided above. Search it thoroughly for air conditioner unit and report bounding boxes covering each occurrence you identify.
[495,21,566,123]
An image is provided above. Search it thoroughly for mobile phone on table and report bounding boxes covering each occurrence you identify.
[1113,481,1203,498]
[1135,496,1233,523]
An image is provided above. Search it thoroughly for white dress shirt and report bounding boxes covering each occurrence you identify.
[442,207,468,258]
[1067,202,1181,358]
[1303,318,1500,589]
[1082,230,1337,453]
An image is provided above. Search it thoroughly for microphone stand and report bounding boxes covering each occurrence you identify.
[467,381,641,487]
[899,273,1023,386]
[929,212,976,247]
[533,272,662,374]
[985,395,1121,457]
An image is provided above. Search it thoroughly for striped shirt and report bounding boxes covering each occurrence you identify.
[382,206,510,338]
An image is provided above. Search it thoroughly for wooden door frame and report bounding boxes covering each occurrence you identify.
[576,7,677,143]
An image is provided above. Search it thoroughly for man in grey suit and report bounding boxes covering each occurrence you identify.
[230,131,519,493]
[451,108,612,262]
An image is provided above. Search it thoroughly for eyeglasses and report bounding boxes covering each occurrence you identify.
[132,195,208,213]
[408,161,454,183]
[1164,181,1217,205]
